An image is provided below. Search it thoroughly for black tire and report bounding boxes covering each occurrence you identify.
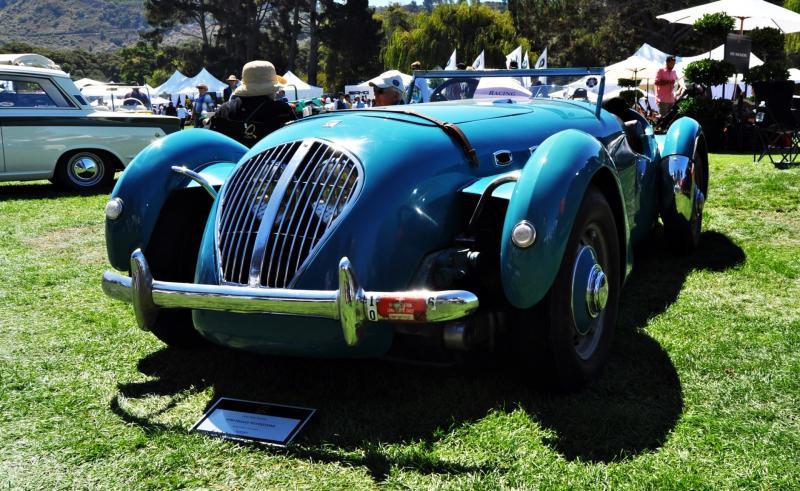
[664,147,706,254]
[143,190,213,348]
[516,186,621,390]
[54,150,115,192]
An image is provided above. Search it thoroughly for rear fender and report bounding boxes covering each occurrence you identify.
[658,117,708,224]
[106,129,247,271]
[500,129,626,309]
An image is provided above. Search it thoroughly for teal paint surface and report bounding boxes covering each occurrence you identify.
[499,129,627,309]
[105,129,247,271]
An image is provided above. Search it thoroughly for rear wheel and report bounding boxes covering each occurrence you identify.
[54,151,114,192]
[516,186,620,390]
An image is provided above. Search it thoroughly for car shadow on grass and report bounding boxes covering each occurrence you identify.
[110,229,744,476]
[0,181,114,200]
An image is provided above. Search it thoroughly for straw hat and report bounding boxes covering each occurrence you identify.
[226,74,238,82]
[233,60,287,97]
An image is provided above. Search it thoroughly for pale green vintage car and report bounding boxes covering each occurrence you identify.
[0,54,180,191]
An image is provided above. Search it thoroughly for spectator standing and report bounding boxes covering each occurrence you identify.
[209,60,296,147]
[165,101,178,117]
[176,104,187,128]
[410,61,432,104]
[223,75,238,102]
[192,83,214,127]
[368,71,405,106]
[335,93,349,110]
[655,56,678,115]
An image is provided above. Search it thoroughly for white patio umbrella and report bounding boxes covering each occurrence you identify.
[657,0,800,34]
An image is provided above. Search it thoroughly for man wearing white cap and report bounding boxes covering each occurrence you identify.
[209,60,296,147]
[368,70,405,107]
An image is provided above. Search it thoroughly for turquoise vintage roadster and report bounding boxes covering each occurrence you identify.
[102,68,707,388]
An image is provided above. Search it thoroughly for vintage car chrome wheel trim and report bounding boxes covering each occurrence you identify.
[570,225,610,360]
[66,152,104,187]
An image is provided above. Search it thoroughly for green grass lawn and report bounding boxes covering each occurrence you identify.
[1,154,798,489]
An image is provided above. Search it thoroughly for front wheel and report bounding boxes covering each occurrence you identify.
[516,186,621,390]
[54,151,114,192]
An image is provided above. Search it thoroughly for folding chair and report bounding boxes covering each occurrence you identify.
[753,81,800,166]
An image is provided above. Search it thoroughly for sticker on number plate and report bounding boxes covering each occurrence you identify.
[377,297,427,321]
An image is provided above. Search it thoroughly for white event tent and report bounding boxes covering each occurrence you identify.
[173,68,227,99]
[282,71,323,100]
[569,42,766,108]
[153,70,188,97]
[789,68,800,83]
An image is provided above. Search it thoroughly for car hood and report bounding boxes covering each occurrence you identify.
[204,100,621,291]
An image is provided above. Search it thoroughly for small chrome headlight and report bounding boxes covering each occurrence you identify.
[104,197,124,220]
[511,220,536,248]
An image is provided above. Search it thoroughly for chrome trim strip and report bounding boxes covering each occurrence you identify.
[103,250,480,346]
[170,166,218,198]
[467,171,521,230]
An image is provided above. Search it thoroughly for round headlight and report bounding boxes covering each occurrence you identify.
[105,197,124,220]
[511,220,536,248]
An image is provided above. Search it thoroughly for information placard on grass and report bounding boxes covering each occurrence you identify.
[190,398,315,447]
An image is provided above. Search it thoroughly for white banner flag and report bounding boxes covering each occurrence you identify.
[535,47,548,84]
[472,50,485,70]
[522,50,531,87]
[445,49,457,70]
[505,46,522,69]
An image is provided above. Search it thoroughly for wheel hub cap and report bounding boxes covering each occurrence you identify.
[571,245,608,335]
[72,156,99,181]
[586,264,608,318]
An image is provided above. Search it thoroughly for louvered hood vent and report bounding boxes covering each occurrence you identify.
[215,139,362,288]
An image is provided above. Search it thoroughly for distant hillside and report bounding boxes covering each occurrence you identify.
[0,0,146,51]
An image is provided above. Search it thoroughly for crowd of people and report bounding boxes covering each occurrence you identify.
[143,56,688,148]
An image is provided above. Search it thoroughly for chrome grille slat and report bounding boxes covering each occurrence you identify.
[280,148,341,286]
[221,148,275,280]
[216,138,362,288]
[267,143,332,288]
[276,150,345,288]
[288,153,351,282]
[262,146,318,286]
[219,152,266,280]
[221,145,287,283]
[218,142,297,285]
[229,143,296,283]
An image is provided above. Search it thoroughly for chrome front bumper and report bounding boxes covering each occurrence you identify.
[102,249,480,346]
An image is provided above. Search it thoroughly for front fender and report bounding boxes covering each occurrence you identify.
[106,129,247,271]
[500,129,622,309]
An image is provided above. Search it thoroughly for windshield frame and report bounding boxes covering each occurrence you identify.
[408,68,606,118]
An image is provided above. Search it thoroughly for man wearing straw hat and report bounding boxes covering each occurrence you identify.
[192,83,214,127]
[223,74,238,102]
[209,60,296,147]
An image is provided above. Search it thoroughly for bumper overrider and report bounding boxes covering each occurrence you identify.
[102,249,480,346]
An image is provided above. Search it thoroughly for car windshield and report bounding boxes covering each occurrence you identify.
[408,69,605,106]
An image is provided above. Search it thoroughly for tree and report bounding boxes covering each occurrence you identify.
[319,0,383,91]
[384,3,527,70]
[507,0,705,67]
[117,42,160,85]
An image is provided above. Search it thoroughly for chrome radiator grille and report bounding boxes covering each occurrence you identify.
[216,139,362,288]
